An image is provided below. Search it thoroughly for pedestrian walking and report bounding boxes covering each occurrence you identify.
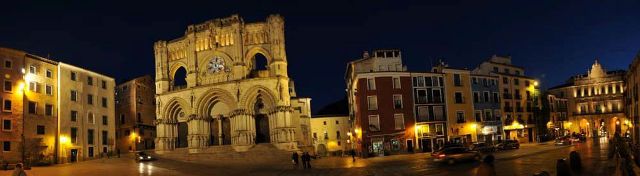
[291,152,299,168]
[350,149,356,162]
[12,163,26,176]
[304,152,312,169]
[476,155,497,176]
[301,152,308,169]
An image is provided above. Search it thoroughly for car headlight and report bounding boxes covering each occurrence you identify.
[147,156,151,159]
[139,157,144,159]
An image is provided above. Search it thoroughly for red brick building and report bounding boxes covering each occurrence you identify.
[346,50,415,157]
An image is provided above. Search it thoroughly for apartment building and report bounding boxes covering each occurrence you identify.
[433,62,477,144]
[115,75,155,152]
[310,115,351,156]
[471,74,503,143]
[411,72,446,152]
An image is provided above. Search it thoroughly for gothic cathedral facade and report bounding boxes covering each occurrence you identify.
[154,14,307,153]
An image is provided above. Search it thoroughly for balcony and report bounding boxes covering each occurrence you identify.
[503,93,513,99]
[504,107,513,112]
[572,110,624,116]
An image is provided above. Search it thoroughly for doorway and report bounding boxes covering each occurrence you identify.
[177,122,188,148]
[70,149,78,162]
[255,114,270,143]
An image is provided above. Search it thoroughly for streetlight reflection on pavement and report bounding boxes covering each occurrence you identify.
[139,162,154,175]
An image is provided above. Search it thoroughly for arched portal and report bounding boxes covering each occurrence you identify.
[254,95,270,143]
[173,66,187,88]
[207,102,232,146]
[165,98,189,149]
[252,53,268,71]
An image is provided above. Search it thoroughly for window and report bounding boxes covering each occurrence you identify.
[367,96,378,110]
[46,69,52,78]
[313,133,317,139]
[335,120,339,125]
[4,60,11,69]
[454,74,462,86]
[29,65,36,74]
[45,104,53,116]
[88,129,94,145]
[456,111,465,123]
[483,92,490,102]
[87,76,93,86]
[45,84,52,95]
[475,110,482,122]
[101,80,107,89]
[504,68,510,74]
[436,124,444,136]
[493,67,499,72]
[3,141,10,151]
[88,113,95,124]
[417,106,429,121]
[394,114,405,130]
[368,115,380,131]
[3,100,11,112]
[514,78,519,85]
[2,120,11,131]
[120,114,125,125]
[87,94,93,105]
[393,94,403,109]
[102,131,108,145]
[323,121,326,125]
[71,110,78,122]
[28,101,36,114]
[515,70,521,75]
[484,110,493,121]
[416,77,425,87]
[71,72,77,81]
[28,82,36,92]
[503,77,508,84]
[3,80,11,92]
[336,131,341,139]
[102,97,107,108]
[483,78,488,86]
[367,78,376,90]
[473,92,480,103]
[455,92,463,103]
[71,127,78,143]
[70,90,78,101]
[37,125,45,135]
[431,106,444,121]
[102,116,108,125]
[393,77,401,89]
[416,89,427,104]
[472,77,478,84]
[433,89,442,103]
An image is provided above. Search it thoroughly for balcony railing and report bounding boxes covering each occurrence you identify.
[504,107,513,112]
[572,110,624,116]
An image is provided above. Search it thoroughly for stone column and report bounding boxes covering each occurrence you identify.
[155,118,177,153]
[218,118,223,146]
[230,109,254,151]
[187,115,211,153]
[269,106,298,151]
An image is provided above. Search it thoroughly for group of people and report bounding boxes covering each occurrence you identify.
[291,152,312,169]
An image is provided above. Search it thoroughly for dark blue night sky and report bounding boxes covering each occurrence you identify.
[1,1,639,114]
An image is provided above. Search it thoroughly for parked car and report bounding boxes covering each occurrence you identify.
[496,140,520,150]
[469,143,496,153]
[432,147,481,165]
[555,136,572,146]
[135,152,154,162]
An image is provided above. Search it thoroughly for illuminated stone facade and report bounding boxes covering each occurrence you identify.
[310,115,351,156]
[548,60,628,138]
[625,53,640,143]
[154,14,310,153]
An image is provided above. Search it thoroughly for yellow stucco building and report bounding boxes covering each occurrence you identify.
[433,62,478,144]
[310,115,351,156]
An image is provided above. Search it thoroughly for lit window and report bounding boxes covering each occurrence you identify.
[367,78,376,90]
[394,114,405,130]
[367,96,378,110]
[368,115,380,131]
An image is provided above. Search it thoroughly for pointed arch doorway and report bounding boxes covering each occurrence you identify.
[254,95,270,143]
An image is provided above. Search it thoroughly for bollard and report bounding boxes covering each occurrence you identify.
[556,158,572,176]
[569,151,582,171]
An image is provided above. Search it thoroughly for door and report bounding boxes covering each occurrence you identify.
[421,139,432,152]
[406,139,414,153]
[70,149,78,162]
[177,122,188,148]
[255,114,270,143]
